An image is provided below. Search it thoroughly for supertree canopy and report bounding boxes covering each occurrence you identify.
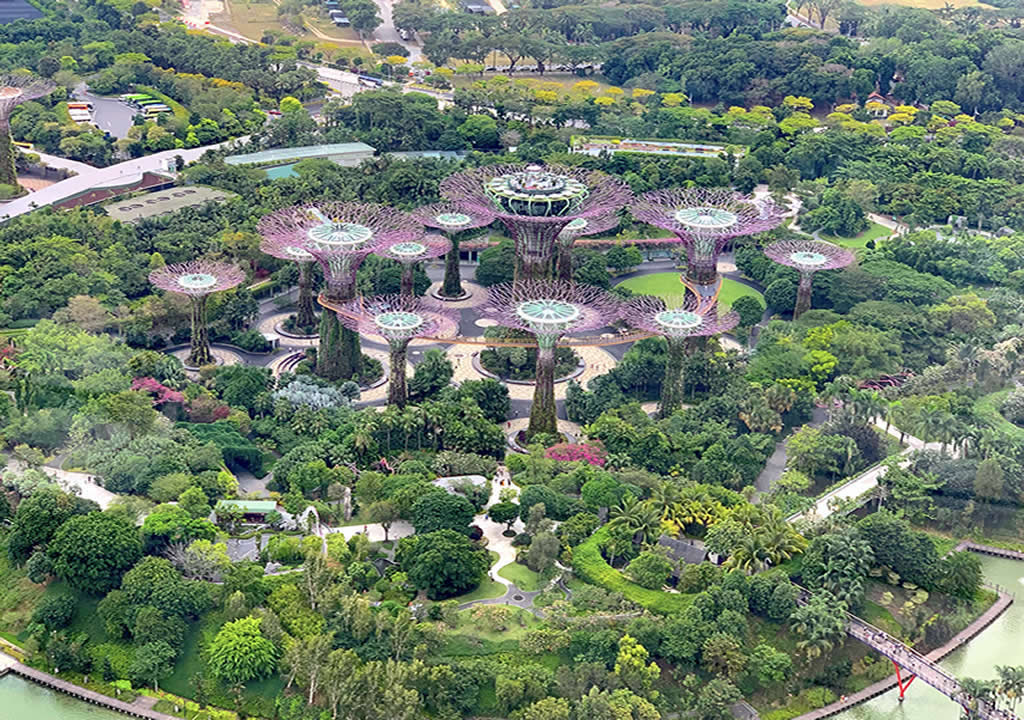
[259,236,318,331]
[0,74,55,189]
[377,234,451,297]
[257,202,419,381]
[149,260,245,367]
[763,239,854,318]
[623,292,739,417]
[482,280,620,438]
[555,212,622,281]
[630,188,782,297]
[411,202,495,299]
[441,164,632,280]
[335,295,456,408]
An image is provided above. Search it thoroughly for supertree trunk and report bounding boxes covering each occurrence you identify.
[318,278,362,381]
[510,222,563,282]
[556,243,573,282]
[0,115,19,190]
[188,296,212,367]
[295,262,317,330]
[528,341,558,439]
[795,271,813,319]
[659,336,687,419]
[441,236,463,297]
[388,340,410,408]
[401,263,415,297]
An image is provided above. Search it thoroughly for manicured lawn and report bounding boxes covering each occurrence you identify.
[821,221,892,250]
[497,562,543,591]
[975,390,1024,441]
[616,272,764,309]
[439,606,540,657]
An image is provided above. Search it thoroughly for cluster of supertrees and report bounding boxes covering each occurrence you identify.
[153,164,790,436]
[0,74,55,190]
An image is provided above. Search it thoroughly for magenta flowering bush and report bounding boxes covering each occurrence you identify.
[545,443,607,467]
[131,377,184,406]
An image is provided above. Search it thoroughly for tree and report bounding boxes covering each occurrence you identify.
[702,633,746,679]
[131,641,176,691]
[7,487,98,565]
[732,295,765,328]
[178,486,211,519]
[142,505,217,553]
[614,635,659,700]
[626,550,675,590]
[409,492,475,534]
[516,697,571,720]
[790,589,848,660]
[489,501,520,532]
[48,513,142,594]
[525,531,560,573]
[409,349,453,399]
[342,0,381,33]
[975,458,1005,502]
[939,551,982,600]
[120,556,202,620]
[366,500,399,541]
[207,616,278,684]
[747,644,792,689]
[397,529,489,599]
[802,529,873,608]
[695,678,741,720]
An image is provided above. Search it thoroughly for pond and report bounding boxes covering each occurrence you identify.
[0,0,44,23]
[835,553,1024,720]
[0,675,126,719]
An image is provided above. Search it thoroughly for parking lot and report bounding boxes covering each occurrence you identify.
[72,84,136,138]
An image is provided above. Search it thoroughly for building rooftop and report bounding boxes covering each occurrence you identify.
[216,499,278,513]
[224,142,376,166]
[103,185,233,222]
[657,535,708,568]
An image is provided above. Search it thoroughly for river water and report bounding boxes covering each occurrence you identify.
[0,675,125,719]
[837,554,1024,720]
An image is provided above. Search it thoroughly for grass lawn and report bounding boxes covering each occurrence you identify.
[821,221,893,250]
[975,390,1024,441]
[497,563,543,591]
[438,606,540,657]
[616,272,764,309]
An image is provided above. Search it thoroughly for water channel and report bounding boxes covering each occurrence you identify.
[0,554,1020,719]
[0,674,125,719]
[838,554,1024,720]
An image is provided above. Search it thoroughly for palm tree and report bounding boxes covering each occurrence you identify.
[790,590,847,661]
[725,532,770,574]
[997,666,1024,712]
[608,496,661,546]
[759,507,808,565]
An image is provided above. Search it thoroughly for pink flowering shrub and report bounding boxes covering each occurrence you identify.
[186,394,230,423]
[545,443,607,467]
[131,377,184,405]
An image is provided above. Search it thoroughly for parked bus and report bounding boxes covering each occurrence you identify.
[143,105,171,117]
[358,74,383,87]
[67,101,93,111]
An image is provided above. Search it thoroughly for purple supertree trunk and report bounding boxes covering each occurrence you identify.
[762,239,855,318]
[795,271,814,319]
[0,75,55,188]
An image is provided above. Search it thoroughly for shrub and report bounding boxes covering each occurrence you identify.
[229,329,274,353]
[32,594,75,630]
[1001,389,1024,426]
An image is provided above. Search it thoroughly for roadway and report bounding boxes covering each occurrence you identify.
[72,82,135,138]
[1,136,248,222]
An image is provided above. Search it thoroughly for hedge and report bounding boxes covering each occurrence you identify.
[176,420,265,475]
[572,526,693,614]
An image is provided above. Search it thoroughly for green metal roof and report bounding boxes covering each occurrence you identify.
[216,500,277,513]
[224,142,375,166]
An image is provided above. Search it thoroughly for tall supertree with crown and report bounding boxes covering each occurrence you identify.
[763,239,854,318]
[481,280,620,438]
[630,188,782,300]
[0,74,55,190]
[623,291,739,418]
[259,236,318,332]
[441,164,632,281]
[377,234,451,297]
[411,202,495,299]
[555,213,622,281]
[335,295,456,407]
[149,260,245,367]
[257,203,420,381]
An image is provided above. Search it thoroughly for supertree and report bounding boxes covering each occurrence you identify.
[0,74,55,189]
[441,164,632,281]
[763,239,854,318]
[335,295,456,408]
[555,212,622,281]
[377,234,451,297]
[630,188,782,299]
[149,260,245,367]
[482,280,620,439]
[257,203,419,381]
[623,292,739,418]
[259,236,318,332]
[411,202,495,299]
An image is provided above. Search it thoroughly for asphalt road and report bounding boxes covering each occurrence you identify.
[73,84,136,139]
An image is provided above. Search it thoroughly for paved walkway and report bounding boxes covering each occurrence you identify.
[31,151,95,175]
[6,458,118,510]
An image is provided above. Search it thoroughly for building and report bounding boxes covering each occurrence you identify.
[103,185,234,223]
[215,499,279,522]
[656,535,709,577]
[224,142,376,170]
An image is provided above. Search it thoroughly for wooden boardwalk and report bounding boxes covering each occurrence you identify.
[2,660,178,720]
